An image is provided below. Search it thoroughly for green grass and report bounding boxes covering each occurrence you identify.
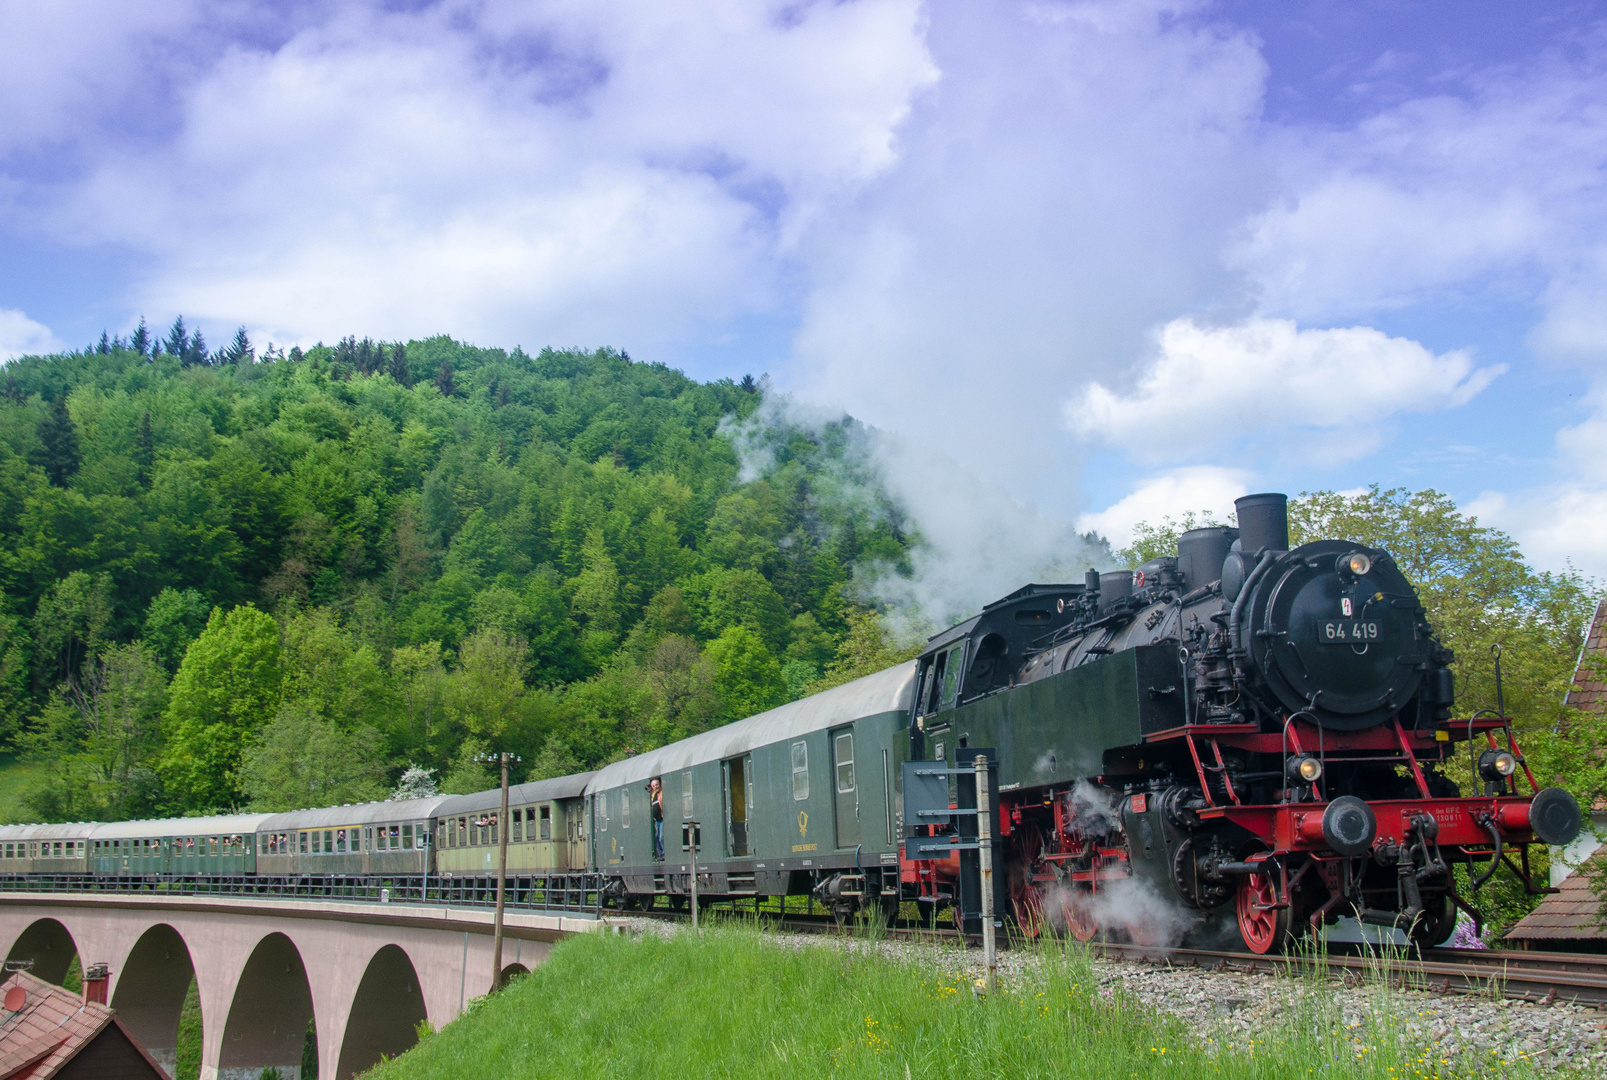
[175,978,202,1080]
[0,754,52,823]
[361,925,1557,1080]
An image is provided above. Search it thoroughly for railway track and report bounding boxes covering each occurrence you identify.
[1093,940,1607,1009]
[617,902,1607,1009]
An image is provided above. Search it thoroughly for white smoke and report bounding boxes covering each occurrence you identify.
[724,388,1112,634]
[1066,779,1122,836]
[1056,875,1196,953]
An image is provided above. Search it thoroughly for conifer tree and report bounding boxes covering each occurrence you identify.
[130,318,151,357]
[96,332,111,355]
[33,397,81,487]
[222,327,253,365]
[184,328,208,367]
[434,359,455,397]
[388,342,410,385]
[165,317,189,359]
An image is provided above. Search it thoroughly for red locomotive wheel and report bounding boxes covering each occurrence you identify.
[1009,826,1048,938]
[1065,895,1098,942]
[1235,862,1291,955]
[1012,883,1047,938]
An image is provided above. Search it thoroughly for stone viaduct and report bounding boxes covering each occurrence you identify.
[1,893,598,1079]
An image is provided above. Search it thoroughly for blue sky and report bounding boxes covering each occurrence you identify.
[2,1,1604,584]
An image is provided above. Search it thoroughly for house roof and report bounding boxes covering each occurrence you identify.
[1504,854,1607,942]
[0,972,165,1080]
[1565,598,1607,715]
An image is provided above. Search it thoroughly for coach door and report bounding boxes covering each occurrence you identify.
[831,727,860,850]
[724,755,753,857]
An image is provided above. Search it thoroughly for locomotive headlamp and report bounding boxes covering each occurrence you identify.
[1336,551,1372,579]
[1286,754,1323,783]
[1478,749,1518,780]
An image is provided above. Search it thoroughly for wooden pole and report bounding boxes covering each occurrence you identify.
[491,752,509,991]
[689,821,699,932]
[975,755,996,993]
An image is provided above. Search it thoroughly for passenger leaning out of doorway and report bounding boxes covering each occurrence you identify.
[647,778,665,859]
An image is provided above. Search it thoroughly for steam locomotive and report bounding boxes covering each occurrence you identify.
[903,492,1583,951]
[0,493,1584,957]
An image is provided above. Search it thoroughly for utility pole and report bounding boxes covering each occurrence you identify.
[479,750,520,993]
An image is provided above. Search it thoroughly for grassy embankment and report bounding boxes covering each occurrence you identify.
[362,924,1552,1080]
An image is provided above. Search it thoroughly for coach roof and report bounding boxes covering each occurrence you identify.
[259,796,453,833]
[586,661,917,793]
[89,814,277,840]
[436,772,595,818]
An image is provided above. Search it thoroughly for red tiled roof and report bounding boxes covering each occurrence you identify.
[0,973,110,1080]
[0,972,165,1080]
[1565,598,1607,715]
[1505,855,1607,941]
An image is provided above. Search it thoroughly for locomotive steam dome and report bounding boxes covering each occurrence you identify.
[1241,538,1431,731]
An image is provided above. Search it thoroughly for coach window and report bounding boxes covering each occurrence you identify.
[682,770,694,818]
[512,811,522,843]
[621,792,630,829]
[792,742,809,801]
[540,805,552,840]
[835,733,855,794]
[402,823,413,848]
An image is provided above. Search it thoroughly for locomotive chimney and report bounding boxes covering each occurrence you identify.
[1234,493,1289,554]
[1176,526,1237,592]
[1098,570,1132,612]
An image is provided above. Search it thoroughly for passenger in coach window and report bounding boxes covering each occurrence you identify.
[647,778,664,859]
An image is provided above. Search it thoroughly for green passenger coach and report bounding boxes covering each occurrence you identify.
[585,662,916,914]
[89,815,275,877]
[434,773,593,879]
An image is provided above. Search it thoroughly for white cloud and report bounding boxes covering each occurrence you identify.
[0,308,64,361]
[1075,466,1251,550]
[788,0,1272,489]
[1471,384,1607,580]
[1069,317,1501,461]
[1467,486,1607,582]
[40,1,937,353]
[1231,51,1607,340]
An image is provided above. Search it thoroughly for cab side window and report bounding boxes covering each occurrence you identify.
[939,643,964,708]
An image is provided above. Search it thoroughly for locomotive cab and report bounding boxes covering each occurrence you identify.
[909,583,1087,754]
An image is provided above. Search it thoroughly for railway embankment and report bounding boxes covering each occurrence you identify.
[362,923,1597,1078]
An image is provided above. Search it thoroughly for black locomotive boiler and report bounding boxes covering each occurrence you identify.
[902,493,1583,952]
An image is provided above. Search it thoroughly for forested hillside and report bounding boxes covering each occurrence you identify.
[0,330,919,820]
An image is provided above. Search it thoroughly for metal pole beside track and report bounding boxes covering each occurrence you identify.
[689,820,700,933]
[491,752,510,992]
[975,755,996,993]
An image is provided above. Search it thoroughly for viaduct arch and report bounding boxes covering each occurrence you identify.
[1,896,580,1079]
